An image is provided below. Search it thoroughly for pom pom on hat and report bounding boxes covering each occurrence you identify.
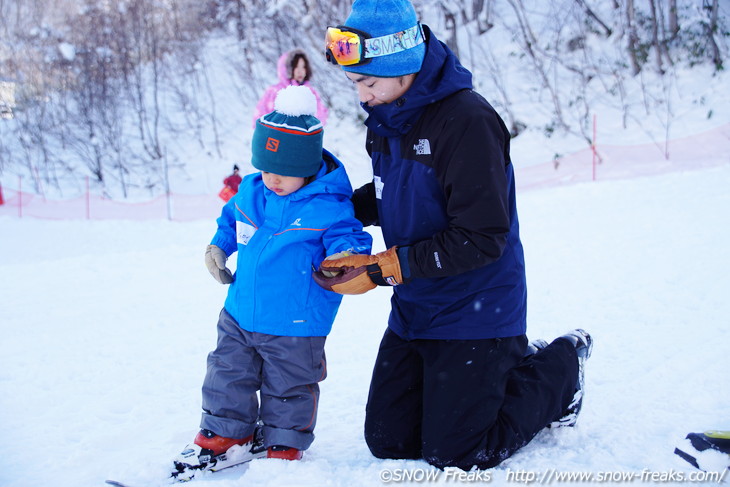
[341,0,425,77]
[274,84,318,116]
[252,86,324,178]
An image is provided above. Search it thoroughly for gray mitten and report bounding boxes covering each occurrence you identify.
[321,251,353,277]
[205,245,234,284]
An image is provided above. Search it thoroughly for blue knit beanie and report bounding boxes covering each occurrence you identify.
[342,0,425,77]
[251,86,323,177]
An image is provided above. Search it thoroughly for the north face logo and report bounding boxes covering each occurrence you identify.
[414,139,431,155]
[266,137,280,152]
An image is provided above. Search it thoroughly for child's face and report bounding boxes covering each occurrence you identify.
[292,58,307,84]
[262,171,306,196]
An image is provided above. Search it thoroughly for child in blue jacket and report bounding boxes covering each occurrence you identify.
[172,86,372,480]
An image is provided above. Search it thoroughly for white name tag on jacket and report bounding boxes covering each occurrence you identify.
[236,221,257,245]
[374,176,384,199]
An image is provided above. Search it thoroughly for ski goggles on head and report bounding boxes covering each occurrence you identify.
[325,23,425,67]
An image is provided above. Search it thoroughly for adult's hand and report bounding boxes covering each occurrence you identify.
[313,247,403,295]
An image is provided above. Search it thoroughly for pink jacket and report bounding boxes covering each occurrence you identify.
[252,50,329,126]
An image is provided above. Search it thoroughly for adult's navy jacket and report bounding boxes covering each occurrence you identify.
[351,26,527,340]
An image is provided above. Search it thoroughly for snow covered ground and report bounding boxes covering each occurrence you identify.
[2,156,729,486]
[2,1,729,484]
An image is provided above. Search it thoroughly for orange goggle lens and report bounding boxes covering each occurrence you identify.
[325,27,365,66]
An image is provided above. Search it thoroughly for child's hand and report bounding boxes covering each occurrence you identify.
[320,251,353,277]
[205,245,234,284]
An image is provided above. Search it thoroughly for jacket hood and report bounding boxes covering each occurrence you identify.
[277,49,311,85]
[362,26,473,137]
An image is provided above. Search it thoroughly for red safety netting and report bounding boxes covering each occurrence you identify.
[0,189,225,221]
[1,123,729,220]
[516,123,730,191]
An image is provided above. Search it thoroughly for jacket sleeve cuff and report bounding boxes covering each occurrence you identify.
[397,246,412,283]
[210,236,236,256]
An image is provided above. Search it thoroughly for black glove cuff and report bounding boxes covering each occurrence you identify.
[366,263,390,286]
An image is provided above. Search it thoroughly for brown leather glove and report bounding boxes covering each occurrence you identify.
[313,247,403,295]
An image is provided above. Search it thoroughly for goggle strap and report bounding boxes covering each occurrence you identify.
[362,24,424,60]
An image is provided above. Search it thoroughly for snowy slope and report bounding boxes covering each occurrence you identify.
[1,161,729,486]
[2,1,730,484]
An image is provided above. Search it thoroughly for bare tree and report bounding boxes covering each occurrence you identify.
[648,0,666,74]
[0,0,10,39]
[441,7,459,57]
[668,0,679,39]
[505,0,568,131]
[2,0,729,199]
[574,0,612,37]
[655,0,674,69]
[703,0,723,69]
[474,0,495,34]
[625,0,642,75]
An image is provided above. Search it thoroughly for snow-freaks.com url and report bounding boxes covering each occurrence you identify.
[505,467,727,484]
[378,467,728,483]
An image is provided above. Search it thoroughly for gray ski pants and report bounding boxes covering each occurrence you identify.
[200,308,327,451]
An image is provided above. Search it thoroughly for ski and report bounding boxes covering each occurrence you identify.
[171,427,267,482]
[107,427,268,486]
[105,481,139,487]
[171,444,267,482]
[674,430,730,473]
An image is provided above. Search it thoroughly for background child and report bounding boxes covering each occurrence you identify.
[219,164,242,202]
[252,49,328,126]
[173,86,372,480]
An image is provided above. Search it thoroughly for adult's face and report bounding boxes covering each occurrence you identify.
[344,72,416,107]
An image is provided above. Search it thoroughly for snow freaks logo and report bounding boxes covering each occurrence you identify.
[379,468,491,483]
